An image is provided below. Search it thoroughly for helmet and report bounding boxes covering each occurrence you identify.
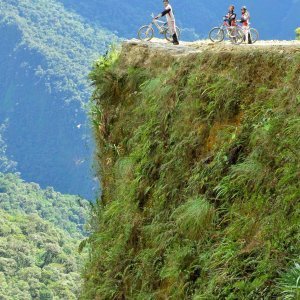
[241,6,247,10]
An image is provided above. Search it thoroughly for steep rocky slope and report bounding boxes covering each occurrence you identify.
[83,40,300,299]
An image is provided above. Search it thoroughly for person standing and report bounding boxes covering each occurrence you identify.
[239,6,252,44]
[155,0,179,45]
[224,5,237,26]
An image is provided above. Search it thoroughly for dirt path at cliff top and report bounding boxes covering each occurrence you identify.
[124,38,300,56]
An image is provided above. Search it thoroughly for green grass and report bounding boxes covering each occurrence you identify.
[279,263,300,299]
[83,48,300,299]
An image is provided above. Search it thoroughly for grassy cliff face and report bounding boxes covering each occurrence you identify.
[83,45,300,299]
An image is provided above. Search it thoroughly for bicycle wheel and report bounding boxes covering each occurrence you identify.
[164,26,181,42]
[230,27,244,45]
[209,27,225,43]
[138,25,154,41]
[249,28,259,44]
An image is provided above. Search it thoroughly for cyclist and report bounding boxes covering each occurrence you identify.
[155,0,179,45]
[224,5,237,26]
[239,6,252,44]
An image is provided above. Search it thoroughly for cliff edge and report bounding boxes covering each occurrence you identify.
[82,39,300,299]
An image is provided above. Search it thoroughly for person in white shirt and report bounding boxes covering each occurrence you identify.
[239,6,252,44]
[155,0,179,45]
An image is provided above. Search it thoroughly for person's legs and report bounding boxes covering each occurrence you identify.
[168,20,179,45]
[247,26,252,44]
[243,25,250,43]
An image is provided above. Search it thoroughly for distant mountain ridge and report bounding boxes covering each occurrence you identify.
[0,0,117,198]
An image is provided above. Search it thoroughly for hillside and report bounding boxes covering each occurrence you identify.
[0,210,82,299]
[0,0,117,198]
[0,172,89,299]
[60,0,300,40]
[82,40,300,299]
[0,124,17,174]
[0,173,88,237]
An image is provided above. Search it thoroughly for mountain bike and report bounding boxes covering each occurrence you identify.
[249,28,259,43]
[138,13,181,42]
[236,23,259,44]
[209,20,245,45]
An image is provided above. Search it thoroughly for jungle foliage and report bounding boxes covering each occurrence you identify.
[0,0,117,198]
[0,209,82,300]
[83,48,300,299]
[0,124,17,174]
[0,173,88,237]
[0,0,116,104]
[0,172,89,299]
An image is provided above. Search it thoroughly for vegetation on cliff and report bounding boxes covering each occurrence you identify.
[0,173,89,299]
[83,46,300,299]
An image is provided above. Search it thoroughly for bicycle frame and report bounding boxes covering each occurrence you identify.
[219,21,239,38]
[138,14,181,42]
[236,23,250,32]
[209,20,245,45]
[236,23,259,43]
[151,19,168,35]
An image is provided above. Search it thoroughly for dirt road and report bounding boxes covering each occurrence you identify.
[124,38,300,56]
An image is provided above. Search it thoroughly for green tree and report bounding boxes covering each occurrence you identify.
[296,27,300,40]
[0,0,117,198]
[0,123,17,173]
[0,173,89,237]
[0,209,86,299]
[0,172,89,299]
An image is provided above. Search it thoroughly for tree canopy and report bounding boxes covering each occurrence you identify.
[0,173,88,238]
[0,0,117,198]
[0,209,83,299]
[0,0,117,105]
[0,172,89,299]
